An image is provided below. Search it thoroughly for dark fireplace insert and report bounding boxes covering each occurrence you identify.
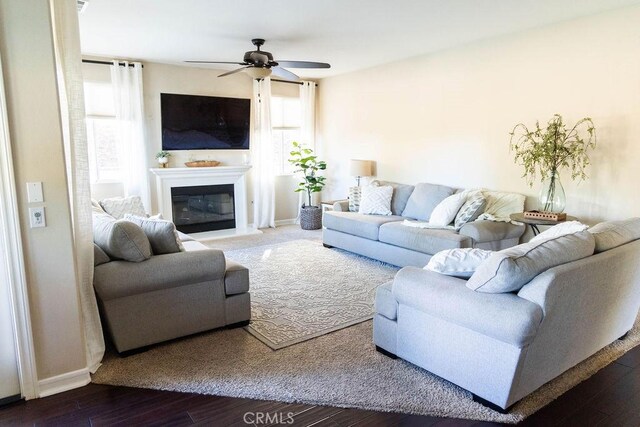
[170,184,235,233]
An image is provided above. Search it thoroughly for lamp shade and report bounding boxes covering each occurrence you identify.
[350,159,373,177]
[245,67,272,79]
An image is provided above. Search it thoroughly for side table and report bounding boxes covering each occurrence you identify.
[510,212,578,236]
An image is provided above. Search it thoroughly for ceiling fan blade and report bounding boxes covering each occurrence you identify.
[275,60,330,69]
[185,61,247,65]
[218,66,251,77]
[270,66,300,81]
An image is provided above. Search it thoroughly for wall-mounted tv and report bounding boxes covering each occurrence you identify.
[161,93,250,150]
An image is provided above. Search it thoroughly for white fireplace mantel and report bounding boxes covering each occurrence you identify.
[150,165,259,240]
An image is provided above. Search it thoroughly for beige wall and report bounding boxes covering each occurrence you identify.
[83,61,301,222]
[318,5,640,224]
[0,0,87,379]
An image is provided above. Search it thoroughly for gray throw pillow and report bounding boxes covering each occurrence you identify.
[124,214,185,255]
[588,218,640,253]
[467,230,595,293]
[454,193,487,231]
[372,180,415,216]
[92,213,152,262]
[401,183,455,221]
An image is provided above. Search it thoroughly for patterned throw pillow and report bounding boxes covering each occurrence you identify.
[348,186,361,212]
[99,196,147,219]
[454,193,487,231]
[359,185,393,215]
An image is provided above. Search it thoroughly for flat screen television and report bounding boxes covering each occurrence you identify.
[161,93,250,150]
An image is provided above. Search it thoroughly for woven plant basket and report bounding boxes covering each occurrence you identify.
[300,206,322,230]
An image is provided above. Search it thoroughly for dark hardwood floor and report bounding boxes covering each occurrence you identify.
[2,344,640,426]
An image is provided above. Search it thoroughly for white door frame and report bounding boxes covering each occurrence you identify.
[0,53,39,400]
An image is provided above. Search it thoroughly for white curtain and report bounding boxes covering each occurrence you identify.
[252,77,275,228]
[298,81,317,210]
[111,62,151,212]
[50,0,104,372]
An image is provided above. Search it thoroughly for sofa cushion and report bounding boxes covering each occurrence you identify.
[401,183,455,221]
[379,222,472,255]
[458,220,525,243]
[93,243,111,266]
[588,218,640,253]
[529,221,588,244]
[359,185,393,215]
[99,195,147,219]
[93,213,152,262]
[375,281,397,320]
[224,260,250,295]
[425,248,494,278]
[373,180,415,215]
[467,230,595,293]
[323,211,404,240]
[124,214,184,255]
[454,192,487,230]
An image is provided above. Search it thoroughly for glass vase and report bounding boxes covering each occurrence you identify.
[538,174,566,213]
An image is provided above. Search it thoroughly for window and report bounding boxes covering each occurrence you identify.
[83,82,123,182]
[271,96,302,175]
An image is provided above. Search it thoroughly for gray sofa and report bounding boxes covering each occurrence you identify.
[374,218,640,411]
[92,205,250,353]
[323,181,525,267]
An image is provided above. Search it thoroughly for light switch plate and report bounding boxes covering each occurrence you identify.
[27,182,43,203]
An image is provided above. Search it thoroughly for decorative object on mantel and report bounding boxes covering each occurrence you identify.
[510,114,596,213]
[289,141,327,230]
[184,160,221,167]
[523,210,567,221]
[349,159,374,186]
[155,150,171,168]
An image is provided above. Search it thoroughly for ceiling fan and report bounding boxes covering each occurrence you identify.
[186,38,330,81]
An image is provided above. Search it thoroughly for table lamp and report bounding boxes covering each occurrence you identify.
[350,159,373,186]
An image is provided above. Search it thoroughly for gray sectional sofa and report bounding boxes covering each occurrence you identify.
[323,181,525,267]
[91,202,250,353]
[374,218,640,411]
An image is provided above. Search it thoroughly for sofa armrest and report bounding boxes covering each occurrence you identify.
[459,220,525,243]
[392,267,543,347]
[94,249,226,301]
[333,200,350,212]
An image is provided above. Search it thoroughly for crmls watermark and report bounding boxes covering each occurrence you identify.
[243,411,295,425]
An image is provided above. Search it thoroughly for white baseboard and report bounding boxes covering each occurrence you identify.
[38,367,91,398]
[275,218,297,226]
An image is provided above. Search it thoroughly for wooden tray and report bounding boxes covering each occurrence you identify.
[524,211,567,221]
[184,160,220,167]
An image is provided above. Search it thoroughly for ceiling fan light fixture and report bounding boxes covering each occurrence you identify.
[245,67,272,79]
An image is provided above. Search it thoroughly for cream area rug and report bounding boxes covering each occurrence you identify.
[224,239,398,349]
[92,317,640,423]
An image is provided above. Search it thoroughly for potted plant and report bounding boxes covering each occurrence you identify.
[155,150,171,168]
[510,114,596,213]
[289,141,327,230]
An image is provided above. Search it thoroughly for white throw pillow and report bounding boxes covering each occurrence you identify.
[359,185,393,215]
[99,196,148,219]
[481,191,526,221]
[529,221,589,244]
[428,192,467,227]
[425,248,494,278]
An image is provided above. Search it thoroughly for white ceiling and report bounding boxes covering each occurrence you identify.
[78,0,640,79]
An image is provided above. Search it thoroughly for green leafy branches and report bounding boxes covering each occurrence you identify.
[509,114,596,187]
[288,141,327,207]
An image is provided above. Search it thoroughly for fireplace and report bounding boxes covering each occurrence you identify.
[151,165,257,239]
[171,184,235,233]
